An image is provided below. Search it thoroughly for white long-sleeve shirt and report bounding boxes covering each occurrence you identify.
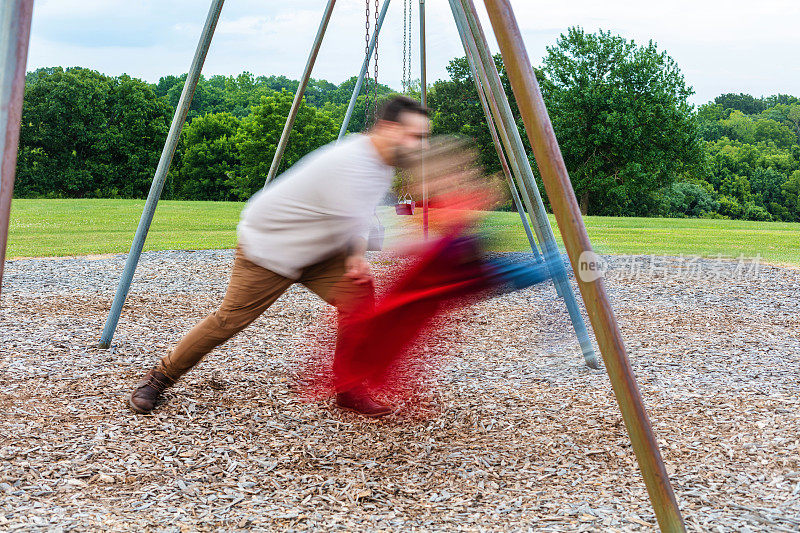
[237,134,393,279]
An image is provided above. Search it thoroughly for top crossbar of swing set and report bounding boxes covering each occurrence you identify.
[1,0,685,529]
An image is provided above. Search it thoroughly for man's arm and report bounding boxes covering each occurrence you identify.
[345,237,372,285]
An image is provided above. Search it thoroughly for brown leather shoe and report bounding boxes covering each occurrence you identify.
[335,389,393,418]
[129,369,175,414]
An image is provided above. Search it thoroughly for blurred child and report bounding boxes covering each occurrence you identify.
[305,137,565,416]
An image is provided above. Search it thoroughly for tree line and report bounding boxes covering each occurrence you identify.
[14,27,800,222]
[16,67,395,200]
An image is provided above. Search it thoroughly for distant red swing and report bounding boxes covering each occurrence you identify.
[395,193,416,215]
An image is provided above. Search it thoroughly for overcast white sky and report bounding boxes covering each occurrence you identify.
[25,0,800,105]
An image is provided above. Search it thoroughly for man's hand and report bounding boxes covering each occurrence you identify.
[345,254,373,285]
[344,254,372,285]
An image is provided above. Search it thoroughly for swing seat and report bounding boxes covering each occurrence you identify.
[395,194,416,215]
[395,202,415,215]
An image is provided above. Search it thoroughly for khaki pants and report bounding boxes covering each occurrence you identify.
[157,247,374,383]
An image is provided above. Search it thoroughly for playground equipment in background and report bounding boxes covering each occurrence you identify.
[0,1,685,529]
[395,193,416,215]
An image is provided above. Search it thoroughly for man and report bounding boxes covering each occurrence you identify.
[129,96,430,417]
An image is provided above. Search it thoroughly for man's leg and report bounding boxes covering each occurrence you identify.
[129,248,293,413]
[299,254,391,417]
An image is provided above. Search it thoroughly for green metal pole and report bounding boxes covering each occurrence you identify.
[451,0,598,369]
[479,0,685,530]
[456,16,540,260]
[337,0,392,140]
[419,0,428,239]
[450,4,538,237]
[99,0,225,348]
[265,0,337,185]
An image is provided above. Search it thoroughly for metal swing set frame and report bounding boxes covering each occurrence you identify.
[0,0,685,529]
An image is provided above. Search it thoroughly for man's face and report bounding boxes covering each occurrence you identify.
[381,111,431,167]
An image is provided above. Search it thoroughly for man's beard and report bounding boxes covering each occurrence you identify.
[391,146,419,169]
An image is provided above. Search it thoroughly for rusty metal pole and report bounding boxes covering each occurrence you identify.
[265,0,337,185]
[99,0,225,348]
[0,0,34,302]
[479,0,685,530]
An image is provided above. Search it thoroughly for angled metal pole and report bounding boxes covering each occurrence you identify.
[480,0,685,530]
[452,0,597,369]
[99,0,225,348]
[456,7,555,301]
[419,0,428,239]
[456,19,540,261]
[0,0,34,302]
[337,0,391,140]
[451,6,538,239]
[265,0,337,185]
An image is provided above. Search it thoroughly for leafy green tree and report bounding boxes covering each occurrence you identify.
[160,74,224,121]
[786,104,800,140]
[207,72,275,117]
[696,103,727,141]
[154,74,182,99]
[753,118,798,148]
[234,90,338,199]
[259,74,300,94]
[659,181,718,217]
[326,76,394,107]
[782,170,800,220]
[303,78,339,108]
[16,67,108,197]
[541,27,702,215]
[717,195,743,219]
[750,167,789,218]
[742,202,772,221]
[719,174,752,204]
[25,66,61,86]
[103,74,176,197]
[16,67,171,198]
[763,94,799,107]
[714,93,768,115]
[173,112,241,201]
[706,137,798,186]
[720,111,797,148]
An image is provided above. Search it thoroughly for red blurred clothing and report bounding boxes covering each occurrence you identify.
[332,232,492,394]
[332,186,502,394]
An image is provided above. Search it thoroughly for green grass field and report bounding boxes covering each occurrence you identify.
[7,199,800,265]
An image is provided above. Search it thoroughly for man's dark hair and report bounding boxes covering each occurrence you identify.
[375,95,429,124]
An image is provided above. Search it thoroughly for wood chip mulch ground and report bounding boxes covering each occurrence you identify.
[1,250,798,531]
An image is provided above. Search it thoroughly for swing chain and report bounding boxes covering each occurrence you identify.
[373,0,379,124]
[364,0,371,130]
[407,0,412,92]
[402,0,407,92]
[402,0,413,92]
